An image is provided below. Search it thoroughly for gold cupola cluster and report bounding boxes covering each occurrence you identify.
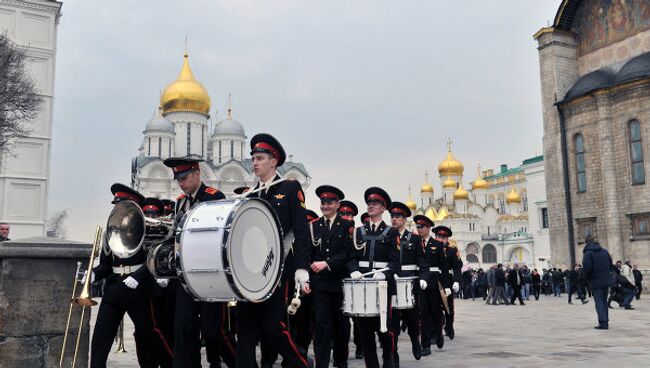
[160,53,211,116]
[453,184,470,201]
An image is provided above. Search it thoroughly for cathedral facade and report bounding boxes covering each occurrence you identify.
[408,145,551,271]
[132,53,310,199]
[536,0,650,268]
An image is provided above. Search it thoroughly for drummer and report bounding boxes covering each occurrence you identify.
[236,133,312,368]
[162,157,235,368]
[436,226,462,341]
[306,185,354,368]
[349,187,400,368]
[388,202,425,364]
[414,215,450,355]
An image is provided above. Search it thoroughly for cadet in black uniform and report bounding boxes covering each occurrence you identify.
[306,185,354,368]
[388,202,425,365]
[163,157,234,368]
[237,133,312,368]
[140,198,174,368]
[416,216,450,355]
[435,226,461,340]
[337,200,363,361]
[349,187,400,368]
[90,184,158,368]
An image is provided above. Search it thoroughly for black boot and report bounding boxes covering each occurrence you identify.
[411,337,422,360]
[435,333,444,349]
[445,325,455,340]
[422,346,431,356]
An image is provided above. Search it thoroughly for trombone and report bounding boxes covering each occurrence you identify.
[59,225,102,368]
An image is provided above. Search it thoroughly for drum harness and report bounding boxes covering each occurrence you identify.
[356,225,392,270]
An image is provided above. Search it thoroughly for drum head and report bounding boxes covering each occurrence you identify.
[226,198,283,302]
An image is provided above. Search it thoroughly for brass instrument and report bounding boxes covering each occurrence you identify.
[60,225,103,368]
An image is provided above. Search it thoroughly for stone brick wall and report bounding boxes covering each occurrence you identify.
[0,238,91,368]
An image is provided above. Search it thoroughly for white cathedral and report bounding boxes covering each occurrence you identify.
[131,53,310,199]
[407,143,551,271]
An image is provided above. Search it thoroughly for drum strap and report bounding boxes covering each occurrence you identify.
[361,226,392,269]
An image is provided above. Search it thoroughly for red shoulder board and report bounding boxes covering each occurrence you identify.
[297,190,305,203]
[177,193,186,200]
[205,187,218,195]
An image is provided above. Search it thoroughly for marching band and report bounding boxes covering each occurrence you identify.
[82,133,463,368]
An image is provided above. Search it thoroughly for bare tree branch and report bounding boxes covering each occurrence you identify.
[0,33,44,155]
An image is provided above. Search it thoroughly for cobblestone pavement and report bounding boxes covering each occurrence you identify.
[91,295,650,367]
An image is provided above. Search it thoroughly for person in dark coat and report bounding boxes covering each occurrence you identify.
[531,269,541,300]
[633,264,643,300]
[582,234,613,330]
[507,263,525,306]
[493,264,508,305]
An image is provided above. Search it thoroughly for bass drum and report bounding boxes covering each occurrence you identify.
[177,198,284,303]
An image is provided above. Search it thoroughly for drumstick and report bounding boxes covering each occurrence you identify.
[361,267,389,278]
[232,178,287,199]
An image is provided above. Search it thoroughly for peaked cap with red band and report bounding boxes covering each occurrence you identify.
[233,186,250,195]
[360,212,370,224]
[364,187,392,208]
[250,133,287,166]
[338,200,359,217]
[142,197,164,216]
[163,157,203,179]
[305,209,319,222]
[389,201,412,217]
[110,183,145,205]
[413,215,434,228]
[161,199,175,216]
[315,185,344,202]
[433,225,453,237]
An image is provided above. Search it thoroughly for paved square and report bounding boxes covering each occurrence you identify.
[92,296,650,367]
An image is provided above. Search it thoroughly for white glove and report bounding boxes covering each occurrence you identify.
[452,282,459,293]
[373,272,386,280]
[157,278,169,288]
[294,269,309,289]
[394,274,399,280]
[445,288,452,296]
[420,280,428,290]
[81,270,95,284]
[123,276,139,289]
[350,271,363,280]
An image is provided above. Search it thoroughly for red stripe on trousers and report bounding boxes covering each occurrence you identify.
[148,299,173,357]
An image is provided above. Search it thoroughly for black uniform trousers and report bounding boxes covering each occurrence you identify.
[237,281,309,368]
[91,280,156,368]
[288,279,313,352]
[312,288,350,368]
[420,288,443,349]
[390,293,421,352]
[137,281,176,368]
[173,286,236,368]
[444,293,455,330]
[355,299,395,368]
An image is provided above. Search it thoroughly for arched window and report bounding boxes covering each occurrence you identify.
[575,134,586,192]
[466,254,479,263]
[482,244,497,263]
[629,120,645,185]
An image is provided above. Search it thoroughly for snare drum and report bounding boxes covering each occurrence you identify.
[342,278,382,316]
[177,198,284,303]
[394,276,417,309]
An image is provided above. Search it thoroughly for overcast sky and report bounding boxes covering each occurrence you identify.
[49,1,560,242]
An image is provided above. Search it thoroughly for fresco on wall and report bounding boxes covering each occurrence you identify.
[574,0,650,55]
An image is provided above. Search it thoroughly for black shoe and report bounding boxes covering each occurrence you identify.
[355,348,363,359]
[594,325,609,330]
[393,352,399,368]
[568,301,573,304]
[411,340,422,360]
[625,306,635,310]
[520,302,525,305]
[436,334,444,349]
[582,299,589,305]
[422,347,431,356]
[445,325,455,340]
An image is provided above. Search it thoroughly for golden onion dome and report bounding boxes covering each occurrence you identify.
[453,185,470,201]
[406,198,417,211]
[160,53,211,116]
[472,177,489,190]
[443,177,457,189]
[420,182,434,194]
[506,188,522,204]
[438,146,464,177]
